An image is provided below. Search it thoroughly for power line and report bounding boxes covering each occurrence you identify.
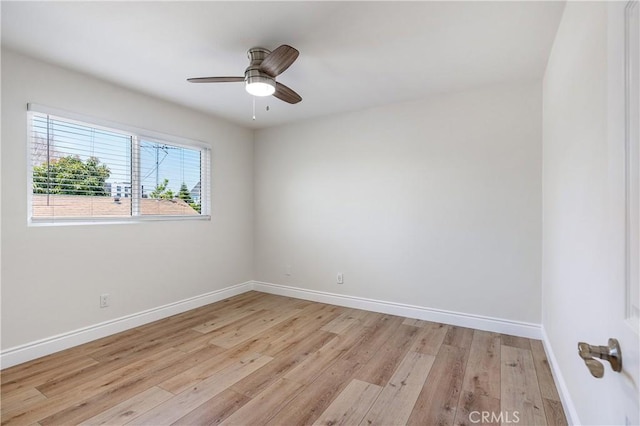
[141,144,179,186]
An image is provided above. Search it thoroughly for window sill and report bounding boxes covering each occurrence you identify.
[28,215,212,227]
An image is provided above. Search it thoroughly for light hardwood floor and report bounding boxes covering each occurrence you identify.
[1,291,567,425]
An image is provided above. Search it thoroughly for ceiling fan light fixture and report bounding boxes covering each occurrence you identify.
[187,44,301,104]
[245,75,276,97]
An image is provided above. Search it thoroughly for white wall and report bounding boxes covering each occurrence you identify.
[543,3,638,424]
[0,49,254,350]
[254,81,542,324]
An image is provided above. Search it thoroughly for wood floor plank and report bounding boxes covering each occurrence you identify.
[182,292,280,327]
[89,316,214,362]
[163,293,266,340]
[183,291,265,319]
[0,386,46,407]
[1,356,99,395]
[406,344,469,426]
[450,330,501,426]
[35,331,219,398]
[409,322,450,355]
[266,359,362,426]
[353,323,419,386]
[28,345,226,426]
[453,392,501,426]
[143,291,262,332]
[35,345,181,397]
[542,397,568,426]
[159,349,262,395]
[172,330,225,353]
[221,378,303,425]
[77,386,173,425]
[89,330,200,363]
[402,318,428,327]
[312,379,382,426]
[128,354,273,426]
[461,330,501,399]
[253,305,342,357]
[358,310,390,328]
[169,388,250,426]
[208,308,303,349]
[501,334,532,350]
[191,307,261,334]
[120,304,218,333]
[192,308,270,337]
[31,356,129,397]
[501,345,547,426]
[230,330,335,398]
[4,348,185,425]
[443,325,474,349]
[284,326,365,385]
[359,351,436,426]
[320,308,369,334]
[339,314,404,364]
[0,387,48,419]
[36,350,190,426]
[530,339,561,401]
[255,322,338,358]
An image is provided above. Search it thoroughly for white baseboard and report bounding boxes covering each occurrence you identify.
[252,281,542,339]
[0,281,252,369]
[541,327,581,425]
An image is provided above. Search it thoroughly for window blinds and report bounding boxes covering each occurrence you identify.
[29,108,210,223]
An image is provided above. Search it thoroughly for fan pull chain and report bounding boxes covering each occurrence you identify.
[252,97,256,121]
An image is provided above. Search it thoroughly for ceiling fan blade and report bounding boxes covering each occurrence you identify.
[273,82,302,104]
[260,45,299,77]
[187,76,244,83]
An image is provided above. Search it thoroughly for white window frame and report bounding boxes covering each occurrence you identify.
[27,104,211,225]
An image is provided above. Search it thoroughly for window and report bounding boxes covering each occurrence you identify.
[28,105,210,224]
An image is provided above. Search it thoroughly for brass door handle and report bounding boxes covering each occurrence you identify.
[578,338,622,378]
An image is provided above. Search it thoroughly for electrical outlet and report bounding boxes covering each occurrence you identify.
[100,293,110,308]
[337,273,344,284]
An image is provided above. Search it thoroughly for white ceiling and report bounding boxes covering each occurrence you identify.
[1,1,565,129]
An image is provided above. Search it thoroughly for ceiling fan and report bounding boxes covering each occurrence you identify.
[187,45,302,104]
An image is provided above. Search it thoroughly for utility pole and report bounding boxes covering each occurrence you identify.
[141,143,179,193]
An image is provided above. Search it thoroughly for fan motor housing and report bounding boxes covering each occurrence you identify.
[245,47,275,85]
[247,47,270,64]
